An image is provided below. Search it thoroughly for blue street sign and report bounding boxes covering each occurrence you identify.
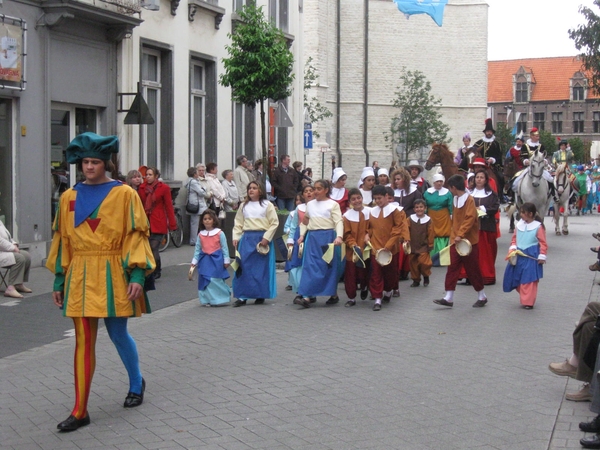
[304,130,313,149]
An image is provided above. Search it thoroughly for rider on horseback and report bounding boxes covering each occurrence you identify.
[515,128,557,201]
[473,119,504,195]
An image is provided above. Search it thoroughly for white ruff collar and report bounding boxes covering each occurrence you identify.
[410,214,430,223]
[453,192,470,208]
[516,219,541,231]
[330,187,346,200]
[482,135,495,143]
[200,228,221,236]
[472,188,491,198]
[344,207,370,222]
[426,186,449,195]
[371,203,396,219]
[527,139,540,147]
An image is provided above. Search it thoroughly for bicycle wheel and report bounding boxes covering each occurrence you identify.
[158,233,170,252]
[171,212,184,248]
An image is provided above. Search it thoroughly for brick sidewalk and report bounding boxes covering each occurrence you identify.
[1,214,599,449]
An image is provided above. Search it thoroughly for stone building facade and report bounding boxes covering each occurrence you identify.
[303,0,489,184]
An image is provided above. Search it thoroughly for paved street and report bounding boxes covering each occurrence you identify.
[1,214,600,449]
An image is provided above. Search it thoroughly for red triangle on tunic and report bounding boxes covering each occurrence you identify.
[69,200,76,211]
[87,218,101,233]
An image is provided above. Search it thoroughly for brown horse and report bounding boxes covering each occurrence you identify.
[424,143,459,184]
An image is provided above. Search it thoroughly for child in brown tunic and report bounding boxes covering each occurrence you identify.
[408,199,434,287]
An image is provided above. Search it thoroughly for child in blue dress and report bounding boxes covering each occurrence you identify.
[191,209,231,306]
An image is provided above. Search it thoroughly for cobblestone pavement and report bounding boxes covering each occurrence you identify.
[1,214,599,449]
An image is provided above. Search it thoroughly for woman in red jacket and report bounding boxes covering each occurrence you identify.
[138,167,177,279]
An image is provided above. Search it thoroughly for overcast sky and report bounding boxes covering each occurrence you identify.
[487,0,597,61]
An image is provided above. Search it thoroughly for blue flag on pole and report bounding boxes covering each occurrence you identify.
[393,0,449,27]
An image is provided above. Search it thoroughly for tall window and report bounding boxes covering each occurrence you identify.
[533,112,545,131]
[515,82,528,103]
[552,112,563,134]
[233,102,256,161]
[269,0,288,32]
[573,84,585,101]
[594,111,600,133]
[573,112,585,133]
[190,60,206,165]
[517,115,527,134]
[233,0,253,11]
[141,48,161,169]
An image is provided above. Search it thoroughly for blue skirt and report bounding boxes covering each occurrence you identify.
[503,245,543,292]
[233,230,276,299]
[298,229,341,297]
[197,250,231,306]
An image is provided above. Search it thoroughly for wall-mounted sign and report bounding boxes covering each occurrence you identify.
[0,15,26,91]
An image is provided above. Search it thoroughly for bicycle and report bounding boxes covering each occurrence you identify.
[159,206,184,252]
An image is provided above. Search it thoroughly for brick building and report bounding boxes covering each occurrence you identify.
[488,56,600,146]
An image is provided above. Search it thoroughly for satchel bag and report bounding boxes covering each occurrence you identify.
[185,181,200,214]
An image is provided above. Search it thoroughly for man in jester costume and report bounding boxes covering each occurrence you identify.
[47,132,155,432]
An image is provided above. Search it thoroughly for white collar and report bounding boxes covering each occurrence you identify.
[371,203,397,218]
[471,188,491,198]
[453,192,470,208]
[527,139,540,147]
[410,214,430,223]
[482,135,495,143]
[200,228,221,236]
[343,208,370,222]
[426,186,449,195]
[395,184,417,196]
[513,145,522,150]
[330,186,346,200]
[516,219,541,231]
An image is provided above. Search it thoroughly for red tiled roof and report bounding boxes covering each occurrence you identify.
[488,56,598,102]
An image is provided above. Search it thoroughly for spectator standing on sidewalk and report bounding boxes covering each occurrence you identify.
[139,167,177,280]
[47,132,155,432]
[234,154,255,201]
[185,167,209,245]
[272,154,299,211]
[221,169,240,211]
[195,163,213,205]
[205,162,226,216]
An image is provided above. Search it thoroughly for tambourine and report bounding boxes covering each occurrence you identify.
[188,265,196,281]
[256,243,270,255]
[298,243,304,258]
[508,253,517,266]
[375,248,393,266]
[456,239,472,256]
[287,245,293,261]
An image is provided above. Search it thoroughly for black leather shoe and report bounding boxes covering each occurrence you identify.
[232,299,246,307]
[581,433,600,449]
[473,299,488,308]
[360,286,369,300]
[325,296,339,305]
[293,297,311,308]
[410,281,420,287]
[580,415,600,433]
[592,247,599,253]
[423,277,429,287]
[254,298,265,304]
[433,299,453,307]
[124,378,145,408]
[57,413,90,432]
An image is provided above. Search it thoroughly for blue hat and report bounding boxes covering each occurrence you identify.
[578,165,585,171]
[66,132,119,164]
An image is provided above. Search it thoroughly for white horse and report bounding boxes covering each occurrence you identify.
[553,164,572,235]
[516,149,550,221]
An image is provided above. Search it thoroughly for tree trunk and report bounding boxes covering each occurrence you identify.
[260,99,267,187]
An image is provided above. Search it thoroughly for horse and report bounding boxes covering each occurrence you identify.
[552,163,572,235]
[516,149,550,221]
[503,156,519,232]
[424,143,459,184]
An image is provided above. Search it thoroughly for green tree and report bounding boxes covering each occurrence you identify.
[385,68,450,163]
[570,1,600,94]
[219,5,295,180]
[304,57,332,139]
[539,129,556,155]
[494,122,513,155]
[569,137,586,163]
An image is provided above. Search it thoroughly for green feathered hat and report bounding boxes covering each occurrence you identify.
[66,132,119,164]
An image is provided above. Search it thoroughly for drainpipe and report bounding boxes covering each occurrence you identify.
[363,0,370,166]
[335,0,342,167]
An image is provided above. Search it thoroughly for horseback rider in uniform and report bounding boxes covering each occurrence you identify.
[473,119,504,198]
[513,127,557,201]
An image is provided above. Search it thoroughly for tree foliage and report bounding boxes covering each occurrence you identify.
[539,129,556,156]
[385,69,450,161]
[569,1,600,95]
[303,57,332,139]
[219,5,295,178]
[494,122,513,154]
[569,137,586,163]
